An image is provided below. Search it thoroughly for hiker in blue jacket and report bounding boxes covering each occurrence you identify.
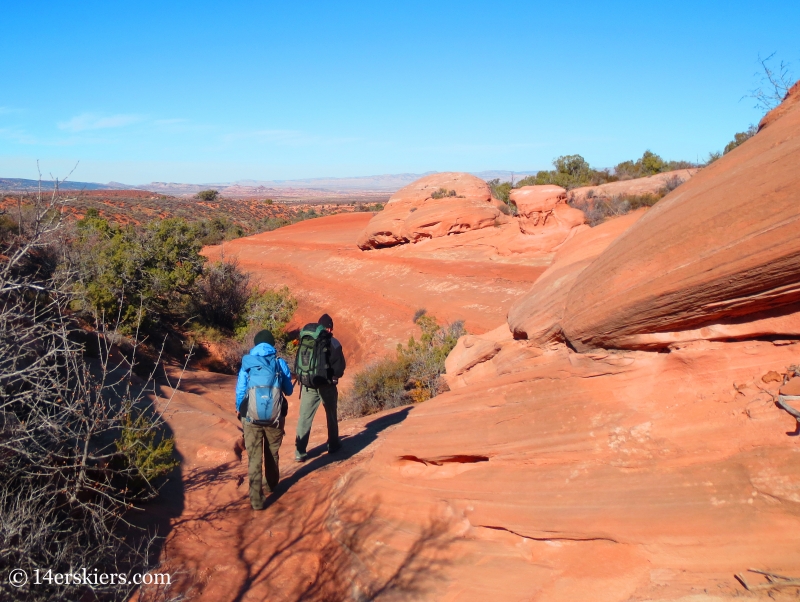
[236,330,293,510]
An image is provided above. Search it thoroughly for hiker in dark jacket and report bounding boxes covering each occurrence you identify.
[295,313,346,461]
[236,330,293,510]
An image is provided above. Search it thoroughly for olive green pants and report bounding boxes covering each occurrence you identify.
[295,384,339,454]
[242,417,285,510]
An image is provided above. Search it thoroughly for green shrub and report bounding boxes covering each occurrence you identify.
[487,179,512,203]
[0,212,17,241]
[431,188,458,199]
[234,285,298,343]
[614,150,696,180]
[487,179,517,215]
[570,174,686,226]
[340,316,466,418]
[516,154,615,190]
[196,259,251,330]
[196,189,220,202]
[255,216,293,232]
[356,202,385,212]
[0,190,182,601]
[193,216,245,245]
[724,125,758,154]
[115,410,179,488]
[576,193,662,226]
[295,208,319,220]
[343,356,410,418]
[70,214,205,330]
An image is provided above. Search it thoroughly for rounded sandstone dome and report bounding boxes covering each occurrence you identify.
[357,172,501,250]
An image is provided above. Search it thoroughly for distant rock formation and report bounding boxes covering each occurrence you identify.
[357,172,504,250]
[357,174,591,253]
[504,185,588,252]
[511,185,586,234]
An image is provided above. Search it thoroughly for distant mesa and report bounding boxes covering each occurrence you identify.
[0,178,131,192]
[1,170,539,198]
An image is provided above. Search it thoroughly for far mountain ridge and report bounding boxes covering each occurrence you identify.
[1,170,537,196]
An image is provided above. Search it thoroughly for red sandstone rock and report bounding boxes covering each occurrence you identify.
[781,377,800,396]
[507,209,647,345]
[444,323,513,389]
[344,338,800,600]
[509,185,588,248]
[758,80,800,132]
[568,169,697,205]
[356,172,502,250]
[559,86,800,351]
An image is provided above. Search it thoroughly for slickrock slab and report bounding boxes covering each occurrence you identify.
[508,209,646,345]
[560,83,800,351]
[344,338,800,601]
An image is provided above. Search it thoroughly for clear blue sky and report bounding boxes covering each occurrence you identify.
[1,0,797,184]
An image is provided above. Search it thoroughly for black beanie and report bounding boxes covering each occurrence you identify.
[253,330,275,346]
[318,313,334,330]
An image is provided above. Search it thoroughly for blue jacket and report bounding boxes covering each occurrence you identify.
[235,343,294,413]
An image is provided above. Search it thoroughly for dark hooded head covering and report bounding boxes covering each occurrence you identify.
[318,313,334,330]
[253,329,275,347]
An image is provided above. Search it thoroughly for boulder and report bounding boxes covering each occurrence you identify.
[501,185,589,255]
[559,83,800,351]
[510,185,587,235]
[357,173,502,250]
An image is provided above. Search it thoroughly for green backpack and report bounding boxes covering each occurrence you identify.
[294,323,332,388]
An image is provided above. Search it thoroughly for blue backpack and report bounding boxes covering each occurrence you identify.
[244,356,284,426]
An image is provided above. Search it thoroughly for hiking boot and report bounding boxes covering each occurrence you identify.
[295,450,308,462]
[327,442,342,454]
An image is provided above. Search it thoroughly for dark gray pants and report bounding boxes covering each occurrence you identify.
[243,417,284,510]
[295,384,339,454]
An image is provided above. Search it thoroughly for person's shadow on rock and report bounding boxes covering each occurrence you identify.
[264,406,411,506]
